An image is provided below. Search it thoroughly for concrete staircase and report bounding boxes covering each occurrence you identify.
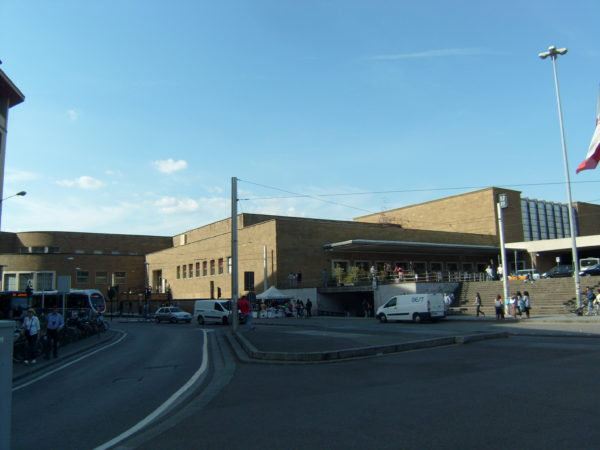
[456,276,600,315]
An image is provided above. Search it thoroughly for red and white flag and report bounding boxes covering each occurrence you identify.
[576,89,600,173]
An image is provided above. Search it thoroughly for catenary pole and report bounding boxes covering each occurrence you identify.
[539,46,581,307]
[231,177,239,332]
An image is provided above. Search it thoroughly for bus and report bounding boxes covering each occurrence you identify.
[0,289,106,320]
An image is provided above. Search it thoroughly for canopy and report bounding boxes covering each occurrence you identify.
[256,286,290,300]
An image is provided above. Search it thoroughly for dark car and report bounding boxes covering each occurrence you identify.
[542,265,574,278]
[580,263,600,277]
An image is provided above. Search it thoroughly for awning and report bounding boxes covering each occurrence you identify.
[323,239,499,255]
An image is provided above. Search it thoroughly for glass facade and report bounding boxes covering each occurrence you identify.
[521,198,576,242]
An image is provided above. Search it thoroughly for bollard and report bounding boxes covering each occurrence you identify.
[0,320,15,450]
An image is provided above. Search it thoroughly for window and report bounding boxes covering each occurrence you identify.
[180,234,187,245]
[210,260,215,276]
[19,247,29,254]
[244,271,255,291]
[195,262,200,278]
[202,261,208,277]
[227,257,232,274]
[76,271,89,284]
[75,250,85,254]
[114,272,126,285]
[111,251,121,255]
[177,266,181,279]
[3,273,16,290]
[218,258,224,275]
[48,247,59,253]
[188,264,193,278]
[93,250,103,255]
[183,265,187,279]
[430,262,443,272]
[96,272,108,284]
[37,272,54,290]
[32,246,45,253]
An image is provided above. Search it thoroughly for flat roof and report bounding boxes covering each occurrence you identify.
[0,69,25,108]
[323,239,499,255]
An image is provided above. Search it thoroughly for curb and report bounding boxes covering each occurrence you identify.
[230,331,508,364]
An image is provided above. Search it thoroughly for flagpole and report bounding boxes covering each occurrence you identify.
[539,46,582,308]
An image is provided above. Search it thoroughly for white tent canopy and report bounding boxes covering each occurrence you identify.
[256,286,290,300]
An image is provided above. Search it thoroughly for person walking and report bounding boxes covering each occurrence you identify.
[475,292,485,317]
[22,308,41,364]
[523,291,532,318]
[238,296,255,331]
[305,298,312,317]
[45,307,64,359]
[494,295,504,320]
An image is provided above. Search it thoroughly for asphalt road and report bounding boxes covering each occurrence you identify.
[139,334,600,450]
[11,322,205,450]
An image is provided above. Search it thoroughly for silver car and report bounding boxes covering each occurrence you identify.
[154,307,192,324]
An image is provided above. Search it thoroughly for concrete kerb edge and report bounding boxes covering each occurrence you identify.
[232,331,507,363]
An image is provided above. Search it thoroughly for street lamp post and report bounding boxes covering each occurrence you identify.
[0,190,26,230]
[538,45,582,307]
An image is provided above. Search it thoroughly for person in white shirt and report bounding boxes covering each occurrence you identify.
[22,308,41,364]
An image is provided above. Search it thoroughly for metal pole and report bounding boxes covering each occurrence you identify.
[540,46,581,307]
[231,177,239,332]
[497,202,509,305]
[263,245,268,292]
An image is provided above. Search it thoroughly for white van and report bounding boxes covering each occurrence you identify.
[194,300,233,325]
[376,294,446,323]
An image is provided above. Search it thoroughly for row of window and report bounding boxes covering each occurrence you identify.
[18,247,139,255]
[521,198,575,242]
[332,260,498,274]
[76,271,127,285]
[1,271,128,291]
[176,258,232,279]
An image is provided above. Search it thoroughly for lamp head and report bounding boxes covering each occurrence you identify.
[16,191,26,196]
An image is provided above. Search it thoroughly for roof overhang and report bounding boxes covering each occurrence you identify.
[323,239,499,255]
[506,235,600,253]
[0,69,25,108]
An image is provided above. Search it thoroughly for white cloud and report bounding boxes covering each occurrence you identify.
[153,159,188,174]
[67,109,80,121]
[105,170,124,177]
[154,196,200,214]
[56,176,105,189]
[370,48,487,60]
[5,168,39,182]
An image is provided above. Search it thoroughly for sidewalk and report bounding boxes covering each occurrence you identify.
[228,313,600,363]
[12,329,118,382]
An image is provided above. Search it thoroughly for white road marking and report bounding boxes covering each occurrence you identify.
[12,330,128,392]
[94,329,209,450]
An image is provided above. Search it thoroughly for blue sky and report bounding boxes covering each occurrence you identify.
[2,0,600,236]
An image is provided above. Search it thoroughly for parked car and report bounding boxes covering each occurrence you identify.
[508,269,541,281]
[154,306,192,323]
[580,263,600,276]
[542,265,574,278]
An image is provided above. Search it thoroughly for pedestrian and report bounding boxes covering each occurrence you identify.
[22,308,41,364]
[516,291,524,317]
[485,265,494,281]
[45,307,64,359]
[497,264,503,279]
[362,298,369,318]
[585,287,595,315]
[238,296,255,331]
[296,299,304,318]
[305,298,312,317]
[510,293,518,319]
[367,302,373,318]
[475,292,485,317]
[494,295,504,320]
[523,291,532,318]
